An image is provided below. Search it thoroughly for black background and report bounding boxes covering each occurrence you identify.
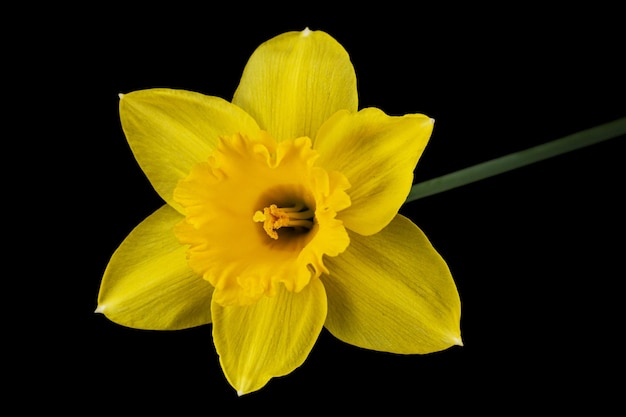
[26,4,624,414]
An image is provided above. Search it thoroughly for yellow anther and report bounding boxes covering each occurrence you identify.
[253,203,314,239]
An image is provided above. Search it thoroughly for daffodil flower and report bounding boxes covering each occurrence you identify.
[96,28,462,395]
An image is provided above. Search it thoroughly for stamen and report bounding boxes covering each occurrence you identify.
[253,203,314,239]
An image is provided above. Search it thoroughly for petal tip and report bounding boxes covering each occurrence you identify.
[94,304,105,314]
[118,93,124,100]
[301,27,312,37]
[429,117,435,124]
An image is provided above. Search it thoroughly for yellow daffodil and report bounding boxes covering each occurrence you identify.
[96,28,462,395]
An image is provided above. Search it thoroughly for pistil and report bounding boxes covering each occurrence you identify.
[253,203,315,239]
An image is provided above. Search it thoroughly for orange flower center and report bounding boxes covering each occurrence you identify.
[253,203,315,239]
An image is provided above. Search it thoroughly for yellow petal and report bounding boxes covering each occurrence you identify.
[119,89,260,212]
[232,28,358,142]
[323,214,462,354]
[314,108,434,235]
[96,205,214,330]
[212,278,327,395]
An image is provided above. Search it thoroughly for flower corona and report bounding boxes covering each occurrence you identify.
[173,132,351,306]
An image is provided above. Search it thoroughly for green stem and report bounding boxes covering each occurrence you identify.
[406,117,626,203]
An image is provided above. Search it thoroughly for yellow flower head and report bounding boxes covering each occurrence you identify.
[97,28,462,395]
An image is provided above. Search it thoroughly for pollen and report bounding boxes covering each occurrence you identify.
[253,203,314,239]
